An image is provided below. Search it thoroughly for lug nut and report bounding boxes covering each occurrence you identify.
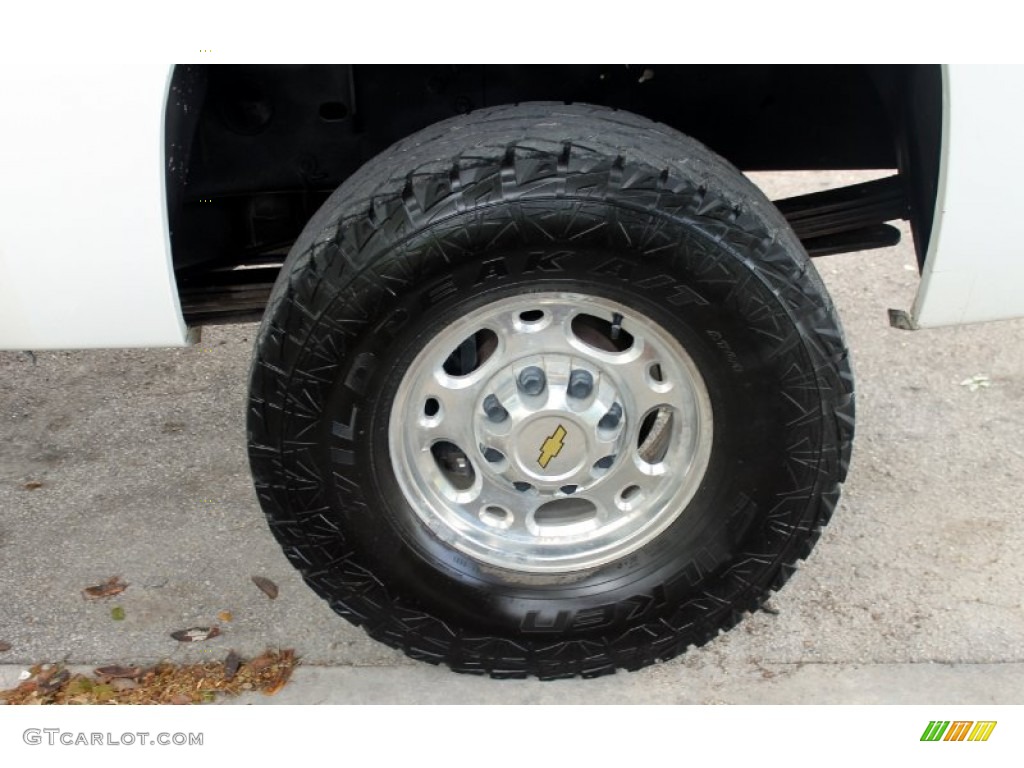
[483,447,504,463]
[518,366,546,396]
[444,454,471,475]
[483,394,508,422]
[599,403,623,430]
[567,369,593,399]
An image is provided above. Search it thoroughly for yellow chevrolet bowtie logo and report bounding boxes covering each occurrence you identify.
[538,425,567,469]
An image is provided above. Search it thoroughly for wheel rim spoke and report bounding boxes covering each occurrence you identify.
[389,292,713,573]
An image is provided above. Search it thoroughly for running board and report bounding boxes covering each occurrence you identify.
[177,264,280,326]
[800,223,902,258]
[775,174,909,256]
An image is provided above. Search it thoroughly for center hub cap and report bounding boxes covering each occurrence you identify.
[525,418,576,475]
[476,354,627,491]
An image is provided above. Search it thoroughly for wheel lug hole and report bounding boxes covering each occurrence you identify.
[483,447,504,463]
[619,485,643,506]
[513,481,533,493]
[567,369,593,399]
[517,366,546,396]
[593,455,615,471]
[599,403,623,430]
[482,394,508,422]
[481,506,512,530]
[560,484,578,495]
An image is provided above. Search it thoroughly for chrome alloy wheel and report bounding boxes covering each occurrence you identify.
[389,293,713,573]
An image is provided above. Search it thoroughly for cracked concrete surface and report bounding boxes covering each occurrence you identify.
[1,171,1022,703]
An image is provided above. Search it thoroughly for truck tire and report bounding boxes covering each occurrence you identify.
[247,103,854,678]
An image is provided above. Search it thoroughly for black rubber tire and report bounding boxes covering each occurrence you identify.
[247,103,854,679]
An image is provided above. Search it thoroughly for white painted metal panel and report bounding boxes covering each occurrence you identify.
[0,63,187,350]
[913,65,1024,327]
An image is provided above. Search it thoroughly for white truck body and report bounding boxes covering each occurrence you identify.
[913,66,1024,327]
[0,62,185,349]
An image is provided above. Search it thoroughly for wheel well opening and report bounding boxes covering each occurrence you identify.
[166,65,938,326]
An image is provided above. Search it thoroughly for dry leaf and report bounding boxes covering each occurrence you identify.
[1,649,297,705]
[83,576,128,600]
[263,679,287,696]
[251,576,278,600]
[218,610,233,623]
[247,653,274,672]
[0,642,11,653]
[36,670,70,695]
[224,650,241,681]
[93,665,142,679]
[34,664,57,680]
[23,481,43,491]
[170,627,221,643]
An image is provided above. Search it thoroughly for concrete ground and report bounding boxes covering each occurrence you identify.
[1,172,1022,703]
